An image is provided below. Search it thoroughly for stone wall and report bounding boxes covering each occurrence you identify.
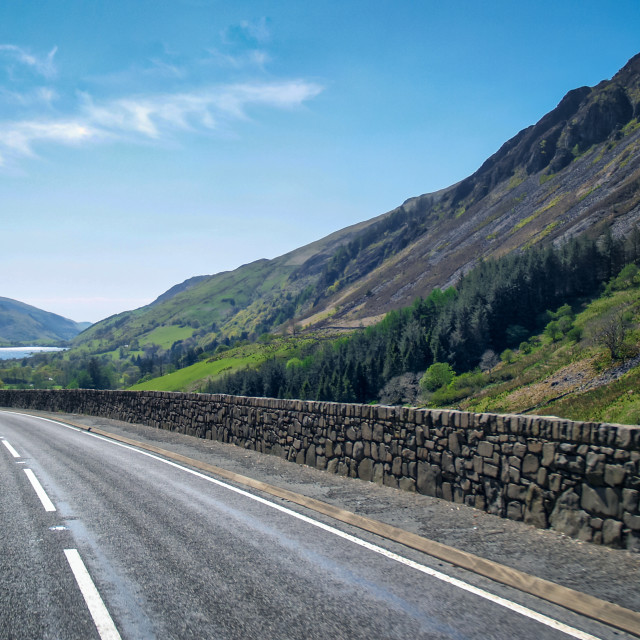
[1,388,639,550]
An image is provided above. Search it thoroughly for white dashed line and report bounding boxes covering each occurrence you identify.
[2,439,21,458]
[64,549,122,640]
[23,468,56,512]
[6,411,608,640]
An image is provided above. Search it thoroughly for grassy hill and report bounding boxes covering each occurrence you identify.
[127,334,321,393]
[0,297,89,346]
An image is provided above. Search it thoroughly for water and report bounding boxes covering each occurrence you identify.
[0,346,66,360]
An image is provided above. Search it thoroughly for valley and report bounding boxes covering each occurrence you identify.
[2,53,640,425]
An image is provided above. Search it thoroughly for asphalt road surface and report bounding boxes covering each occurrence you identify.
[0,410,636,640]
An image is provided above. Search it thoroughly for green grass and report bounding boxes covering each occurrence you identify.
[537,367,640,424]
[127,334,321,392]
[129,357,255,391]
[140,324,195,348]
[433,282,640,424]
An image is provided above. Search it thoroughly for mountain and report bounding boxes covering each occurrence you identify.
[0,297,90,345]
[74,53,640,359]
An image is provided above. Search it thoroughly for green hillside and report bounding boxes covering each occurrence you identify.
[0,297,88,346]
[128,335,319,393]
[452,271,640,424]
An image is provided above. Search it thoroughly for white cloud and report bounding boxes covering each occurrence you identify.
[206,48,271,70]
[0,120,97,164]
[0,86,58,106]
[0,44,57,78]
[0,80,323,165]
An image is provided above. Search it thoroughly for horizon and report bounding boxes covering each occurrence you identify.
[1,1,639,323]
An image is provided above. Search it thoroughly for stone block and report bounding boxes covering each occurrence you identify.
[604,464,626,487]
[524,484,548,529]
[358,458,374,482]
[507,483,526,501]
[512,442,527,458]
[417,462,440,497]
[306,444,316,467]
[622,489,639,513]
[623,513,640,530]
[549,489,592,541]
[477,442,494,458]
[537,467,548,488]
[541,443,555,467]
[581,484,620,518]
[602,519,623,547]
[448,432,461,456]
[507,501,523,521]
[483,463,499,478]
[522,454,540,476]
[383,474,398,489]
[398,477,416,492]
[442,451,455,474]
[527,440,543,454]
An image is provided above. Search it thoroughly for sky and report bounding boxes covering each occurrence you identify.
[1,1,639,323]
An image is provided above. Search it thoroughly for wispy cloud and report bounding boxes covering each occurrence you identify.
[83,81,323,136]
[0,86,58,107]
[206,48,270,70]
[0,120,98,163]
[0,80,323,165]
[0,44,57,78]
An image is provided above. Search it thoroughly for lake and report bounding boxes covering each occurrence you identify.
[0,346,66,360]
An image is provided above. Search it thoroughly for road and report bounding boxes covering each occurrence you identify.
[0,410,635,640]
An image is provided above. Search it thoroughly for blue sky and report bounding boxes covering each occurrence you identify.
[1,1,639,323]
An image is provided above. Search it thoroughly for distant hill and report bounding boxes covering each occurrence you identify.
[0,297,90,345]
[73,53,640,362]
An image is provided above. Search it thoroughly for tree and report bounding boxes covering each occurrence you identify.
[479,349,499,371]
[500,348,514,364]
[419,362,455,394]
[596,312,628,360]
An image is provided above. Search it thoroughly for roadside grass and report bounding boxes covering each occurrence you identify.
[536,367,640,424]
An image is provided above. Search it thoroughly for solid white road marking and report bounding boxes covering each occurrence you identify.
[6,412,607,640]
[23,468,56,512]
[2,439,21,458]
[64,549,122,640]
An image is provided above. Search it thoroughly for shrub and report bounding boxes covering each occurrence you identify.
[419,362,455,393]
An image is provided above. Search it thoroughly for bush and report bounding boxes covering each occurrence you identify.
[419,362,455,393]
[501,348,514,363]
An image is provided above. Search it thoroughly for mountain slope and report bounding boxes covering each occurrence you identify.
[0,297,88,345]
[74,53,640,359]
[298,53,640,326]
[73,214,384,353]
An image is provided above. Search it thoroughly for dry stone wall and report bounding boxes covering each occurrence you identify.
[1,388,639,551]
